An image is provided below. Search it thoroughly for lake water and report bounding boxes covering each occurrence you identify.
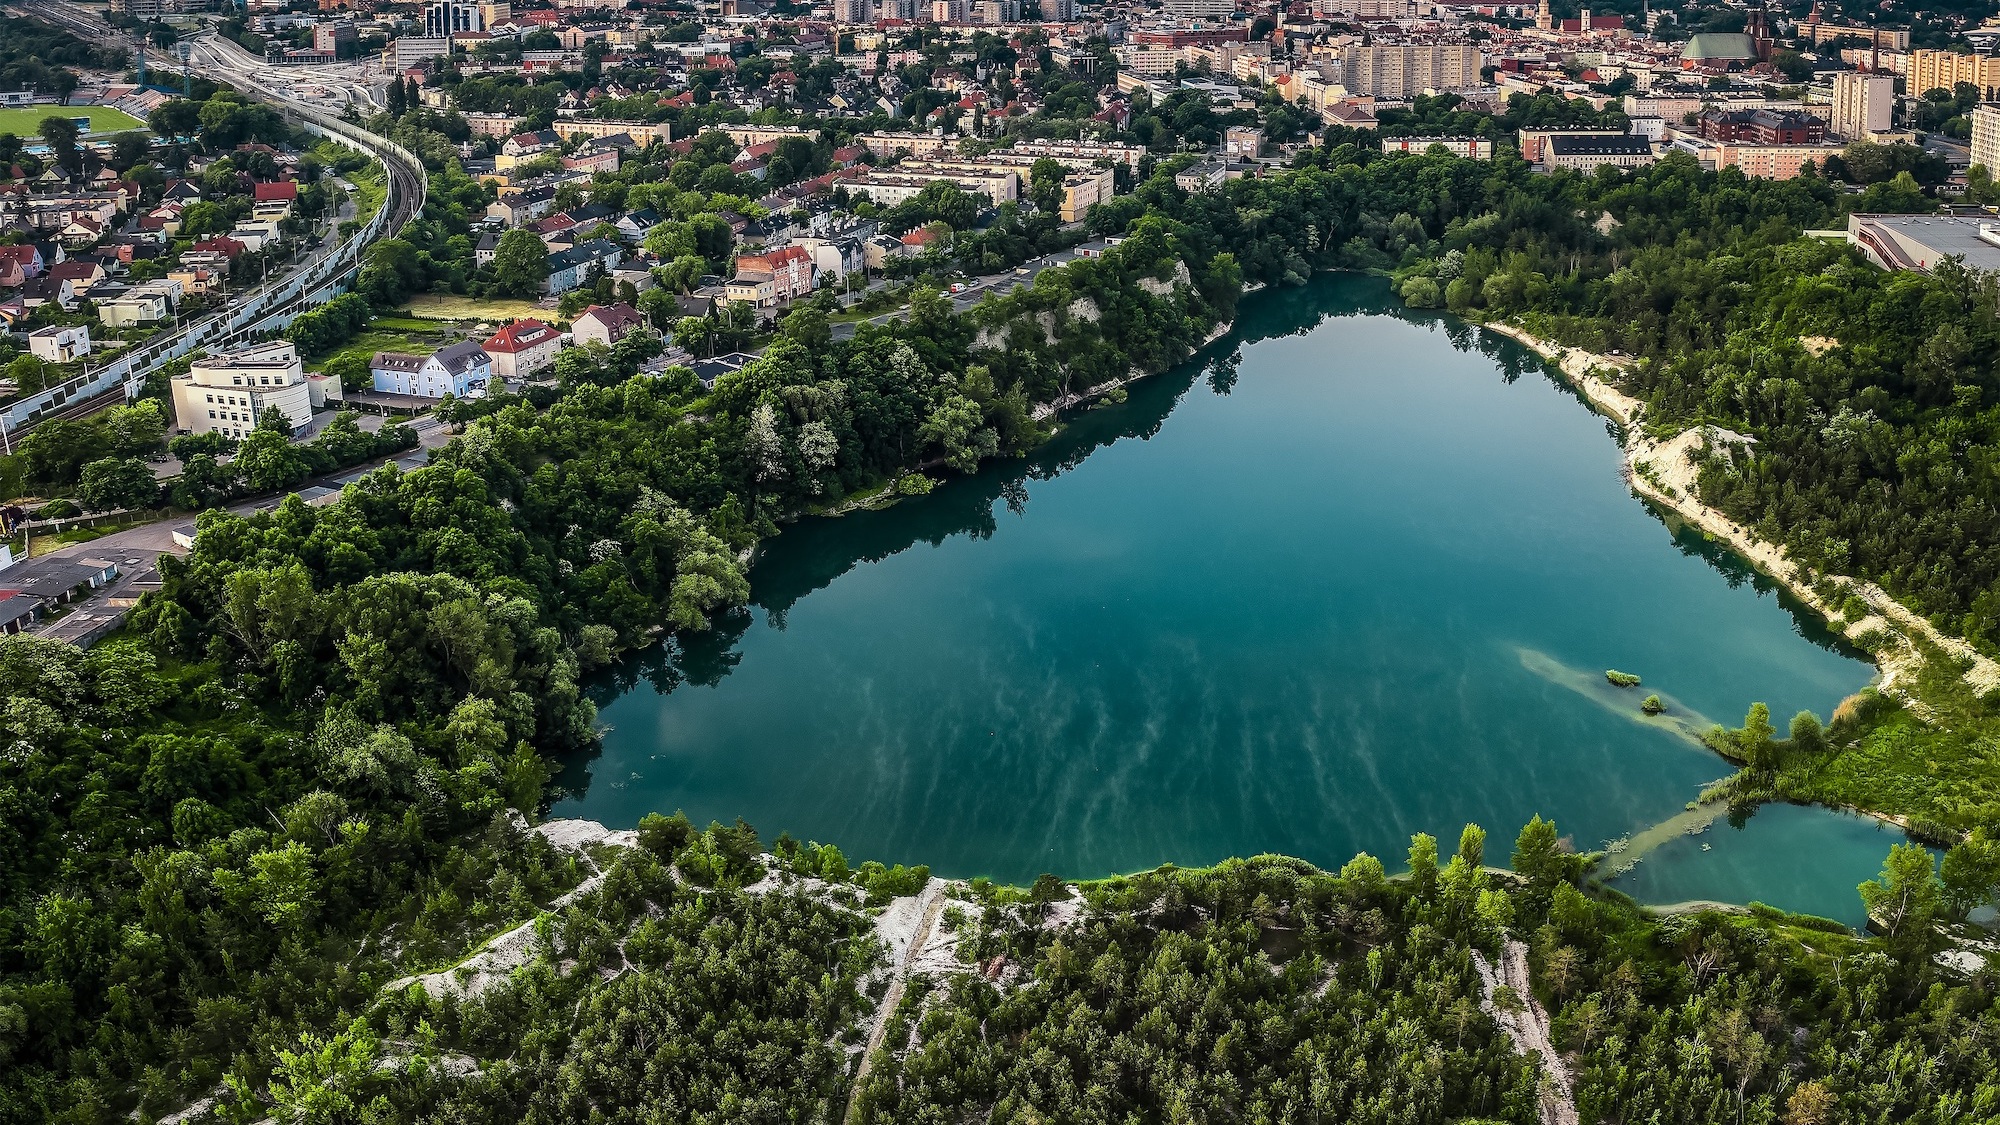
[555,275,1898,926]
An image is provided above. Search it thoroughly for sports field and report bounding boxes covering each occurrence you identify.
[0,106,148,137]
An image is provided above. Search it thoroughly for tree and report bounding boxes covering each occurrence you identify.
[169,454,234,510]
[780,303,831,352]
[1028,156,1066,215]
[1859,842,1941,957]
[1789,711,1826,756]
[233,429,312,493]
[147,98,202,139]
[77,457,157,511]
[325,353,372,393]
[20,418,109,484]
[1407,832,1439,900]
[1939,828,2000,921]
[37,114,78,178]
[1512,815,1562,888]
[1737,702,1777,772]
[490,228,550,298]
[257,406,295,435]
[673,315,715,359]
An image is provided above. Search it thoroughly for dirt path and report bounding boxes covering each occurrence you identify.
[1473,939,1578,1125]
[1483,322,2000,708]
[844,886,948,1125]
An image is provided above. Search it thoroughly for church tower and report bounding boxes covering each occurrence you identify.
[1535,0,1551,31]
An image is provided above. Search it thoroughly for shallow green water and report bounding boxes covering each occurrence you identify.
[556,275,1897,923]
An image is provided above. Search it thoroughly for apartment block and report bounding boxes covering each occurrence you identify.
[1909,49,2000,99]
[1341,45,1483,98]
[1830,71,1894,139]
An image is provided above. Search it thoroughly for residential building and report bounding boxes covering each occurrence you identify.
[543,239,623,293]
[572,302,648,348]
[1707,142,1846,180]
[1909,49,2000,99]
[172,342,312,439]
[370,341,493,398]
[424,0,483,37]
[313,21,356,53]
[1342,45,1483,98]
[1830,72,1894,140]
[1973,104,2000,177]
[465,112,523,138]
[98,288,173,327]
[1847,212,2000,272]
[728,245,815,307]
[1223,126,1264,159]
[1160,0,1233,17]
[1542,134,1655,171]
[552,118,673,145]
[1383,136,1496,159]
[794,235,867,281]
[846,165,1017,207]
[1697,108,1826,145]
[1007,138,1147,170]
[1518,127,1626,164]
[393,37,452,66]
[27,324,89,363]
[0,244,44,287]
[1175,160,1229,192]
[482,318,563,379]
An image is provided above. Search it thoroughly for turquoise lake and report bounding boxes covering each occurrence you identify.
[556,274,1904,926]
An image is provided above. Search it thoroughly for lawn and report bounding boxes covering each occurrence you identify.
[0,105,147,137]
[305,324,472,373]
[402,293,554,323]
[344,162,386,224]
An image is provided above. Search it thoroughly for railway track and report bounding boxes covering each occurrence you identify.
[0,1,427,439]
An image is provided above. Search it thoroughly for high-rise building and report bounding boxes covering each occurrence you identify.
[1341,44,1483,97]
[424,0,482,38]
[1160,0,1234,19]
[1909,49,2000,99]
[834,0,872,21]
[108,0,193,18]
[1041,0,1076,19]
[1829,71,1893,139]
[1971,104,2000,176]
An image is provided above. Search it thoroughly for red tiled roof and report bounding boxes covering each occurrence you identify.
[484,318,560,353]
[254,181,299,201]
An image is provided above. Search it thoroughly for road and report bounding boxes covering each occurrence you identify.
[830,244,1098,340]
[11,414,453,644]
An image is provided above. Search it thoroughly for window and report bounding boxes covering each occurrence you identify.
[207,410,215,419]
[205,393,214,403]
[233,376,243,386]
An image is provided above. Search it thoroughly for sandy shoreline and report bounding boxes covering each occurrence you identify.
[1482,321,2000,711]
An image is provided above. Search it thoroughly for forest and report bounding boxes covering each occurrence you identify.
[9,59,2000,1122]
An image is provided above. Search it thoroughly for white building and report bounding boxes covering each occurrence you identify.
[1973,104,2000,177]
[1382,136,1496,159]
[370,340,493,398]
[27,324,90,363]
[171,341,313,439]
[1830,72,1894,140]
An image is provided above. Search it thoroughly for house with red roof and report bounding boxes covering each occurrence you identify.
[726,244,814,307]
[572,302,648,348]
[0,244,45,288]
[254,181,299,203]
[189,236,249,260]
[483,318,564,379]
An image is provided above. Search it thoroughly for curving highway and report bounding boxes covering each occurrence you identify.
[0,0,426,435]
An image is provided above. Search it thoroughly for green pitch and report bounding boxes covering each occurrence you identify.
[0,105,148,138]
